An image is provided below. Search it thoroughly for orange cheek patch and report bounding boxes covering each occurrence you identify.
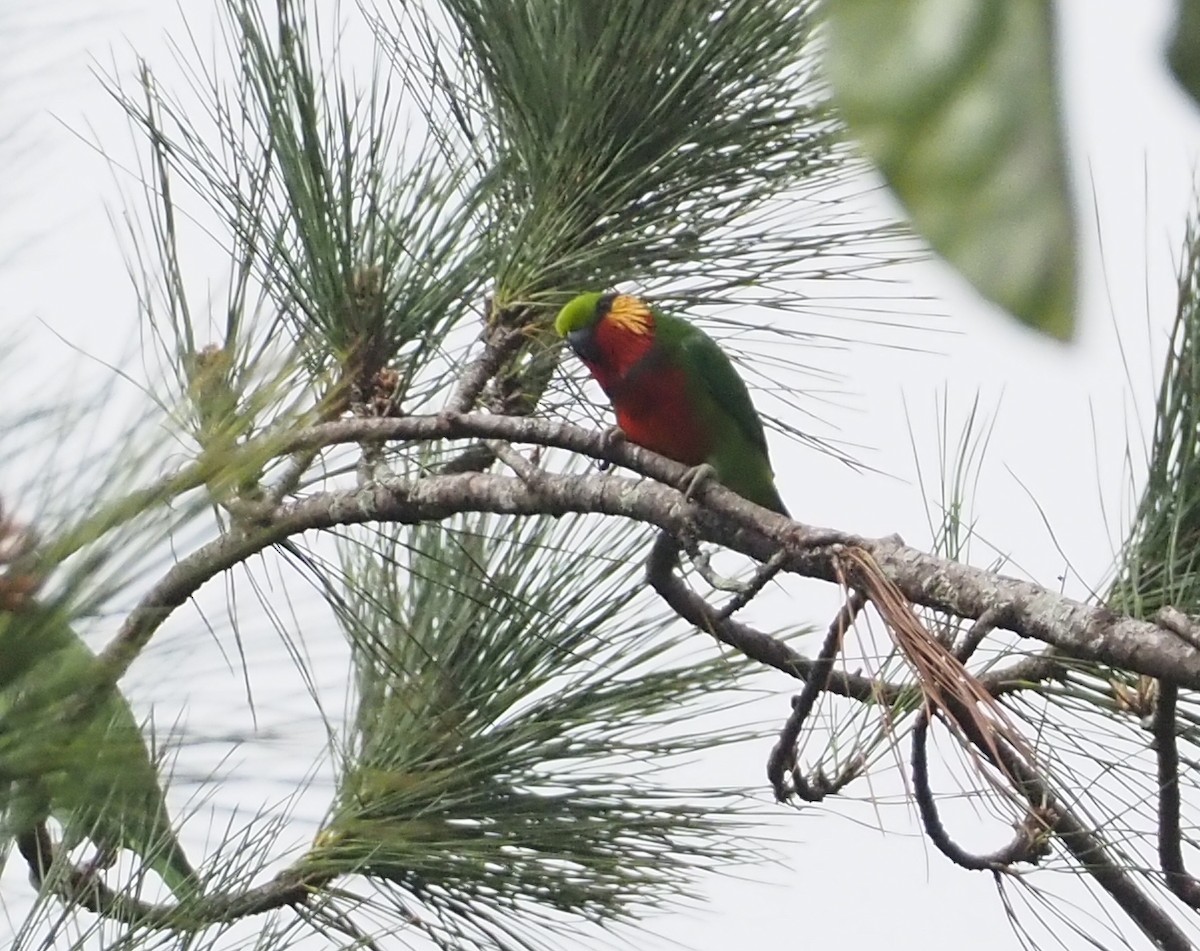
[605,296,654,336]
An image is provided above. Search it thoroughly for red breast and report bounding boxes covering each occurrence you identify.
[580,310,712,466]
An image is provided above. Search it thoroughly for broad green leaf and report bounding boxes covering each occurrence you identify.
[1169,0,1200,106]
[826,0,1076,339]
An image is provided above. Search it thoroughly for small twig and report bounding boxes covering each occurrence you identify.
[17,822,315,930]
[911,709,1050,871]
[689,549,752,594]
[267,446,324,503]
[446,324,523,414]
[954,606,1003,663]
[767,589,867,801]
[647,533,898,704]
[486,439,545,488]
[717,550,788,620]
[266,404,348,506]
[1153,679,1200,908]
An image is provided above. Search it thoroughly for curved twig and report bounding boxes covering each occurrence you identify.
[766,588,867,801]
[955,606,1002,663]
[937,695,1192,951]
[645,533,898,705]
[1153,680,1200,908]
[910,709,1050,872]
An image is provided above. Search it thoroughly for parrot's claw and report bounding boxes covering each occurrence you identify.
[679,463,718,504]
[596,425,625,471]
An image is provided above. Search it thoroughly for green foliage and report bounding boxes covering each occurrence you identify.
[1108,218,1200,619]
[372,0,853,308]
[302,510,759,949]
[1169,0,1200,108]
[119,0,489,423]
[826,0,1076,339]
[0,604,198,899]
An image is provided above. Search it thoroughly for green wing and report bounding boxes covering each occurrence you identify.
[652,305,789,515]
[0,607,200,899]
[654,308,771,458]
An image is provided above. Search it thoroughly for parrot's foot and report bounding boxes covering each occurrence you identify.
[679,463,717,504]
[596,425,625,471]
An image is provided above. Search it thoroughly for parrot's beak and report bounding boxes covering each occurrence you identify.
[566,328,600,364]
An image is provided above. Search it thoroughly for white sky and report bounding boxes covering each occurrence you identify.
[3,1,1200,949]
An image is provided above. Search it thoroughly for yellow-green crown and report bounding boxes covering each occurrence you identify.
[554,292,606,337]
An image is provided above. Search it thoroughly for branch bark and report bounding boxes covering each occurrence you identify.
[81,410,1200,698]
[44,413,1200,948]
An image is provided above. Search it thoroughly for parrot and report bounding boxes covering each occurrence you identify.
[555,291,789,516]
[0,604,201,900]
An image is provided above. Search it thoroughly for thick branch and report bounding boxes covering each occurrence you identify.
[86,414,1200,702]
[64,411,1200,690]
[280,414,1200,686]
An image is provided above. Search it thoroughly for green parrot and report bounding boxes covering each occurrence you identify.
[555,291,789,515]
[0,605,201,900]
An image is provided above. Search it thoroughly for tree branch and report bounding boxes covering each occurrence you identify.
[44,413,1196,947]
[1153,679,1200,909]
[766,588,867,801]
[78,410,1200,707]
[280,413,1200,686]
[910,709,1050,871]
[644,532,897,704]
[17,824,314,930]
[937,694,1194,951]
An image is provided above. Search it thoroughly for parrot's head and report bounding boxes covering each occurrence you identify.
[555,292,607,363]
[555,292,652,365]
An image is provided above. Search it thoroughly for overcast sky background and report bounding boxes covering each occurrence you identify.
[4,1,1200,949]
